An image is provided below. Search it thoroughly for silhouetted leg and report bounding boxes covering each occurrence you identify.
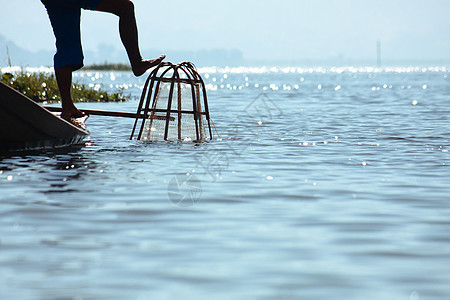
[55,66,84,119]
[95,0,165,76]
[42,2,85,119]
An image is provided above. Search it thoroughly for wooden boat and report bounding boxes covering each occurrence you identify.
[0,81,89,152]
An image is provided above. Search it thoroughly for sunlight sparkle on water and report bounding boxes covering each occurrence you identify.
[195,66,448,75]
[1,66,448,78]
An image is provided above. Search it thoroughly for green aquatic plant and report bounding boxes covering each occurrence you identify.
[83,63,131,71]
[1,71,127,103]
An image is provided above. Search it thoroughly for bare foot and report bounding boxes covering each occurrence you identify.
[61,106,85,120]
[132,55,166,76]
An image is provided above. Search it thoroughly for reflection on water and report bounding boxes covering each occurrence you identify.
[0,68,449,299]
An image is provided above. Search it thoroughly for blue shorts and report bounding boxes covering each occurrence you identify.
[41,0,103,70]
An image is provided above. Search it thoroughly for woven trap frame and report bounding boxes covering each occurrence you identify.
[130,62,214,142]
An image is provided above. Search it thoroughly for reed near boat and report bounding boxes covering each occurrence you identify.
[0,81,89,152]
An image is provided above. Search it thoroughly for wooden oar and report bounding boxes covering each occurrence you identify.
[43,106,174,121]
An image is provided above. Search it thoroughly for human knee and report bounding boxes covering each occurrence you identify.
[118,0,134,16]
[124,0,134,11]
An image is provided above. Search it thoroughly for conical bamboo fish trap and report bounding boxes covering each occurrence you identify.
[130,62,215,142]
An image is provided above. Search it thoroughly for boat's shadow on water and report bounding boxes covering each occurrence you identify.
[0,137,211,198]
[0,143,85,158]
[0,143,105,195]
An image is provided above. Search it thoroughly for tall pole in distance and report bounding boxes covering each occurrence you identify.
[377,39,382,67]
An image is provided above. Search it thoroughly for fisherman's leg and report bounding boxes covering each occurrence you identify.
[93,0,165,76]
[55,67,84,119]
[42,1,85,118]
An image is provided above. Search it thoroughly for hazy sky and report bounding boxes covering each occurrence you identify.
[1,0,449,62]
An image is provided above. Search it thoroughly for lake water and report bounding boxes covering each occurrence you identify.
[0,66,449,299]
